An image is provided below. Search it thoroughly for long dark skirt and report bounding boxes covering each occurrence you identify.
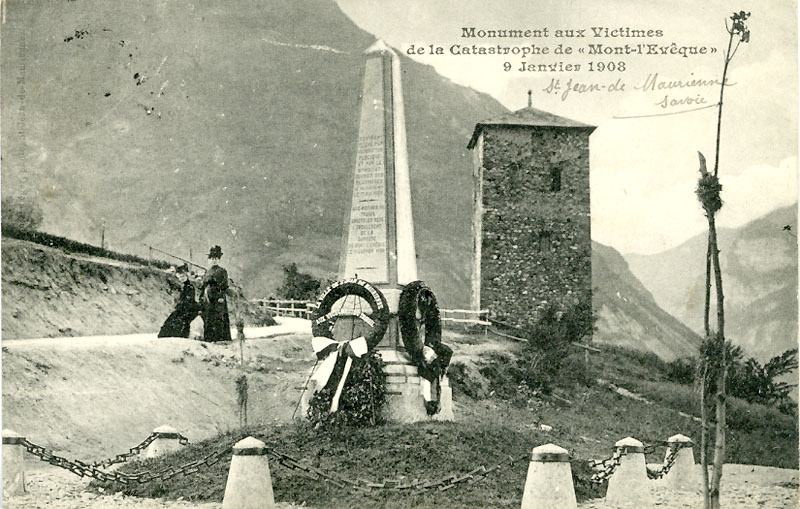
[158,310,195,338]
[202,298,232,342]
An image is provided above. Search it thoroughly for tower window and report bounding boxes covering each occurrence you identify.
[549,166,562,192]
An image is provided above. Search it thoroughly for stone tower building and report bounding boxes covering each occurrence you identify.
[467,98,594,329]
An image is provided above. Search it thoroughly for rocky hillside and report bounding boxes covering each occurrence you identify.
[1,236,268,339]
[0,0,506,308]
[592,241,701,361]
[627,205,798,361]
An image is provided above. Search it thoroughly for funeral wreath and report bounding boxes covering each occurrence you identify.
[307,278,390,427]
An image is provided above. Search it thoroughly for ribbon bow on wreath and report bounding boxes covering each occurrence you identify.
[398,281,452,415]
[310,336,369,413]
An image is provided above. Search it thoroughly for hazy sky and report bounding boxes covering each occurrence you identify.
[337,0,798,254]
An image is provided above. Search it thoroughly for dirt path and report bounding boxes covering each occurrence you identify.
[2,465,304,509]
[2,316,310,349]
[4,463,797,508]
[582,464,798,508]
[2,317,315,462]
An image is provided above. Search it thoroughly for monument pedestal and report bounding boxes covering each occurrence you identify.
[379,346,454,423]
[377,289,454,423]
[298,296,454,424]
[296,343,454,424]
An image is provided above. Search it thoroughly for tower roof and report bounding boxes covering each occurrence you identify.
[467,105,596,149]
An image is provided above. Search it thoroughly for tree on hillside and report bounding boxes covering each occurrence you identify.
[669,347,798,415]
[729,349,798,414]
[277,263,323,301]
[521,296,595,392]
[695,11,750,509]
[2,195,43,230]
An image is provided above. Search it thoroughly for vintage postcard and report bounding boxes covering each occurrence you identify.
[1,1,797,507]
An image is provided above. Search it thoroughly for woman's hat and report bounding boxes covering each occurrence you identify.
[176,263,189,274]
[208,245,223,259]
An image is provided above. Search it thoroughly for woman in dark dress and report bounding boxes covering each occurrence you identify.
[158,264,200,338]
[200,245,232,342]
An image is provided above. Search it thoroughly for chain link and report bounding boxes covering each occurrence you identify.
[87,432,190,469]
[20,437,228,485]
[16,432,687,493]
[266,447,528,493]
[89,433,157,469]
[590,441,687,484]
[646,442,685,480]
[589,449,624,483]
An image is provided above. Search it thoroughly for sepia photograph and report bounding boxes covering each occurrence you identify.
[1,0,797,507]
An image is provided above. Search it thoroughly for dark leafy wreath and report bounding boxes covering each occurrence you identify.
[307,279,390,426]
[398,281,452,384]
[307,351,387,428]
[311,278,389,350]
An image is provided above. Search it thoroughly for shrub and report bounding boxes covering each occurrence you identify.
[277,263,323,300]
[518,297,595,393]
[476,297,595,404]
[695,339,797,415]
[728,349,798,415]
[666,357,696,385]
[447,362,484,400]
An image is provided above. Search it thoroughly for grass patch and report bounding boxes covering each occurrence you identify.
[91,422,603,508]
[595,347,799,469]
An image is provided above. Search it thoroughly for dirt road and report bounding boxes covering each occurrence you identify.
[3,463,797,508]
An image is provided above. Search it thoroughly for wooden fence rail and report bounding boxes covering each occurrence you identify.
[251,299,492,332]
[251,299,317,319]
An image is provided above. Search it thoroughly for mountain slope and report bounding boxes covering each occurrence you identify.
[627,205,798,361]
[592,241,701,361]
[0,0,506,307]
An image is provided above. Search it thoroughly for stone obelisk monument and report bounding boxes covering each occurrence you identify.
[339,40,453,422]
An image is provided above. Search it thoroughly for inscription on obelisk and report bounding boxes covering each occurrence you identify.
[340,51,392,283]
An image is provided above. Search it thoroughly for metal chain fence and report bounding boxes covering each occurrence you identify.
[19,434,527,494]
[266,447,529,493]
[89,432,187,469]
[20,437,229,485]
[646,443,685,480]
[589,449,624,483]
[589,441,687,484]
[17,432,688,493]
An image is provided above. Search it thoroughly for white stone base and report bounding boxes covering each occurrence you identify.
[2,430,26,496]
[296,346,455,424]
[144,426,185,459]
[222,437,274,509]
[521,444,577,509]
[380,347,454,423]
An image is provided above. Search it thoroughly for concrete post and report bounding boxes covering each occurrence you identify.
[520,443,577,509]
[662,434,699,492]
[222,436,275,509]
[2,429,26,496]
[143,425,185,458]
[605,437,652,507]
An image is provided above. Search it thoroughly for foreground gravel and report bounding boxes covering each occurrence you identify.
[2,466,302,509]
[4,463,797,508]
[581,464,798,509]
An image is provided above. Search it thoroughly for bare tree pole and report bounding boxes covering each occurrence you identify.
[696,11,750,509]
[699,358,710,509]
